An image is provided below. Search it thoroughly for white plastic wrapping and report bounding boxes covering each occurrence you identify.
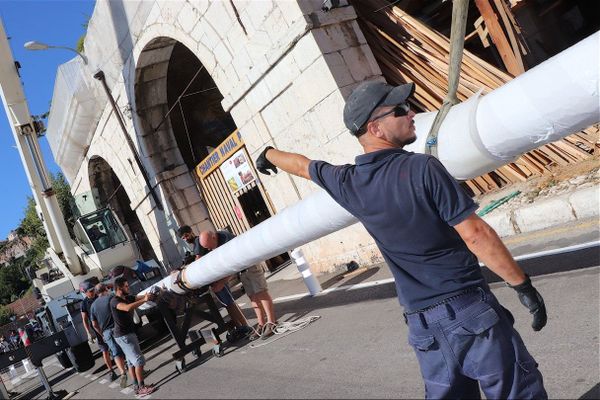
[477,32,600,160]
[405,32,600,180]
[157,190,357,293]
[46,58,101,183]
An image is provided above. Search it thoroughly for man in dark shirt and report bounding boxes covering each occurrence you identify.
[177,226,251,339]
[90,283,127,387]
[255,81,547,399]
[177,225,209,261]
[110,277,156,396]
[200,230,277,340]
[80,281,114,379]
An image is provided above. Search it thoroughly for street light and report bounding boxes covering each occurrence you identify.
[24,40,88,65]
[16,289,27,321]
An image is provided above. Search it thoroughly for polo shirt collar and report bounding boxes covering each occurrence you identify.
[355,148,409,165]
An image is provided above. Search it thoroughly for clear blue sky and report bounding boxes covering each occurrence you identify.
[0,0,96,240]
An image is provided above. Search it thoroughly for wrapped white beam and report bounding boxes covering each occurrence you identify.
[150,32,599,296]
[407,32,600,179]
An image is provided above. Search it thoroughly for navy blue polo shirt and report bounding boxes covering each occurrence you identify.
[309,148,486,312]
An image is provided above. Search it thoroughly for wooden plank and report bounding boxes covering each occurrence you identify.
[214,168,248,234]
[465,179,484,195]
[206,174,232,231]
[201,175,227,230]
[474,0,522,76]
[493,0,526,71]
[205,174,235,232]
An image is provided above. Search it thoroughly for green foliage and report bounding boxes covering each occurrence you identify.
[19,172,76,241]
[76,35,85,53]
[0,305,15,326]
[76,17,90,54]
[0,263,30,304]
[52,172,78,234]
[0,172,77,305]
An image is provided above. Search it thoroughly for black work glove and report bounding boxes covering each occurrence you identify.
[507,275,547,331]
[255,146,278,175]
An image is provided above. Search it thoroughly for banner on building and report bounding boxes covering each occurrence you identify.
[196,130,244,179]
[219,149,256,193]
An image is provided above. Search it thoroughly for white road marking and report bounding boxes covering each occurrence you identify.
[272,242,600,303]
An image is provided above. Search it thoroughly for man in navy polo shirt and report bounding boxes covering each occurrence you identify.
[255,81,547,399]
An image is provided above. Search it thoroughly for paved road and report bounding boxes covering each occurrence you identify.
[9,265,599,399]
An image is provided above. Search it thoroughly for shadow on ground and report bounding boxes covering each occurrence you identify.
[579,382,600,399]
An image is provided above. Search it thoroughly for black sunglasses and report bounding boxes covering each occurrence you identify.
[369,103,411,122]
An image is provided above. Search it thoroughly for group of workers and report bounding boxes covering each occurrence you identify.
[177,226,278,341]
[79,226,277,397]
[80,279,156,396]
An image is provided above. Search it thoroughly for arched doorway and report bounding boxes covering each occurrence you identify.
[135,37,289,271]
[88,156,156,261]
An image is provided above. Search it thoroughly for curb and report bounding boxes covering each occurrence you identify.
[483,185,599,237]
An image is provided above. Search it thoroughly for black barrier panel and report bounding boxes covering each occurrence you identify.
[27,330,71,367]
[0,347,28,370]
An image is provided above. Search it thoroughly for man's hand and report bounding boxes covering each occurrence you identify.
[87,332,96,344]
[255,146,278,175]
[508,275,547,331]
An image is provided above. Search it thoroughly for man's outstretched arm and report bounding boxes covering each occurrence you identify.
[256,146,312,179]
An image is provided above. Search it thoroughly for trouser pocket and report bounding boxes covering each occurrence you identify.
[408,334,449,384]
[448,305,513,377]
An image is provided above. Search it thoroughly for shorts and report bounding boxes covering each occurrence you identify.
[240,265,268,297]
[102,329,124,359]
[115,333,145,367]
[96,333,108,353]
[214,285,235,307]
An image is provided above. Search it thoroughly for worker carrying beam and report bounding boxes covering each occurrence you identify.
[255,80,548,399]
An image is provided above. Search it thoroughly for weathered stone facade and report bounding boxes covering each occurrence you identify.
[55,0,385,273]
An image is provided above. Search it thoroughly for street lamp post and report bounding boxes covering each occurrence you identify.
[24,40,88,65]
[18,289,27,319]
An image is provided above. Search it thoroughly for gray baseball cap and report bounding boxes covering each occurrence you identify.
[343,81,415,136]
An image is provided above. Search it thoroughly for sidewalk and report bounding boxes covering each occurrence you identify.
[248,182,599,306]
[481,184,599,237]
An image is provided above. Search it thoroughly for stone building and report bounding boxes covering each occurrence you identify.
[47,0,383,273]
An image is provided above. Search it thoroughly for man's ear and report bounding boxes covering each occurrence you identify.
[367,120,383,138]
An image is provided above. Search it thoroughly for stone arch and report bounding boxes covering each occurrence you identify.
[134,36,236,233]
[88,156,156,261]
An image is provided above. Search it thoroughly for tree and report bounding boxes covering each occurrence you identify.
[16,172,77,270]
[0,263,30,304]
[76,18,90,53]
[20,197,49,262]
[52,172,78,235]
[0,305,15,326]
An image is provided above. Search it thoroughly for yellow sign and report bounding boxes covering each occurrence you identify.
[196,130,244,179]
